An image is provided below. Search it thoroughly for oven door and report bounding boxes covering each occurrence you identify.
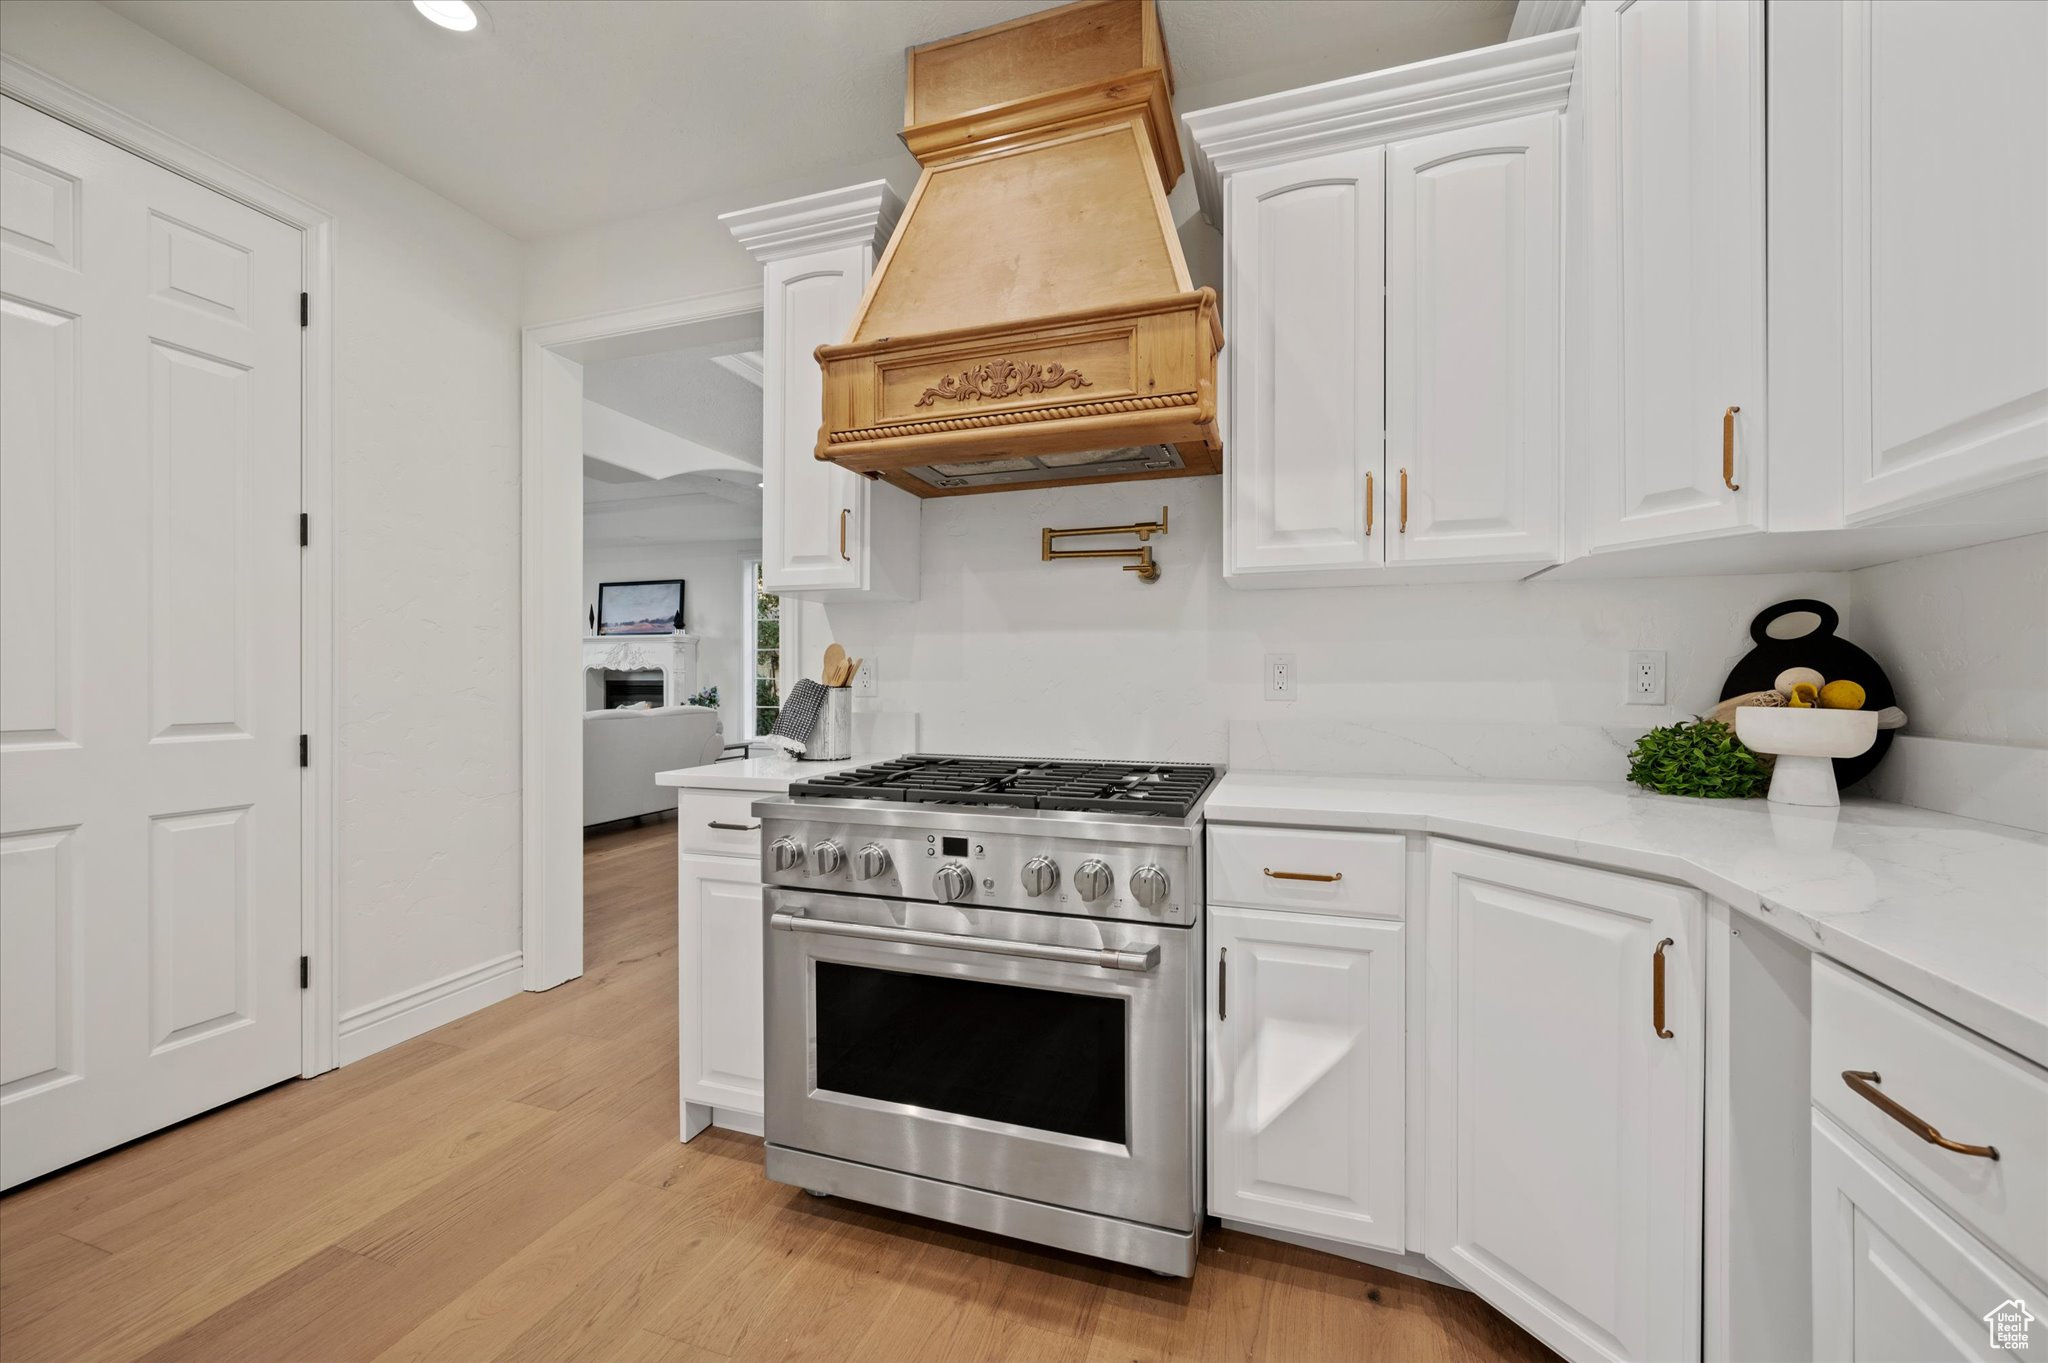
[765,889,1196,1232]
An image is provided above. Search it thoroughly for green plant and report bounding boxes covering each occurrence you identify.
[685,686,719,709]
[1625,718,1771,799]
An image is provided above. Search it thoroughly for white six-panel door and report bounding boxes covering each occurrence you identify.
[1581,0,1765,549]
[1425,839,1704,1363]
[0,96,303,1188]
[1221,145,1386,582]
[1207,905,1406,1250]
[1386,114,1561,566]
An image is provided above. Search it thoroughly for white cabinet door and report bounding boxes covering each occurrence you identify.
[1425,839,1704,1363]
[1,97,304,1189]
[1836,0,2048,520]
[1812,1109,2032,1362]
[1581,0,1765,549]
[731,183,919,601]
[1386,114,1560,566]
[678,852,764,1119]
[1222,146,1385,583]
[1207,906,1404,1250]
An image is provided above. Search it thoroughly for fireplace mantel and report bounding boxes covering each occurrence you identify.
[584,633,698,707]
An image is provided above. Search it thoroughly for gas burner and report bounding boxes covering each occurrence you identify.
[790,754,1220,820]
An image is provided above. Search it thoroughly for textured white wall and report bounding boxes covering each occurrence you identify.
[1847,534,2048,748]
[819,479,1853,780]
[2,2,525,1023]
[583,541,759,740]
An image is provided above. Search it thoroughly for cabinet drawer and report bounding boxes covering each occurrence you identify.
[678,790,765,858]
[1207,825,1405,918]
[1812,958,2048,1285]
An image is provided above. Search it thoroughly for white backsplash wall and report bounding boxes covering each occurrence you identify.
[822,480,1850,781]
[1845,534,2048,831]
[584,540,758,740]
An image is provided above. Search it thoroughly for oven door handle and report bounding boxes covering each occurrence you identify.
[769,912,1160,973]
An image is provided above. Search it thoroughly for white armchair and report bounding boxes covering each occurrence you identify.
[583,705,724,826]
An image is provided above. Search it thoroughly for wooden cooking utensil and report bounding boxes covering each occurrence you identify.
[842,657,863,688]
[822,643,846,685]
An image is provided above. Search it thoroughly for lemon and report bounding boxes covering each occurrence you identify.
[1818,680,1867,710]
[1787,682,1820,708]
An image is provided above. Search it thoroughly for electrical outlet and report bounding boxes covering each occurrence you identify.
[1627,650,1666,706]
[1264,653,1296,701]
[852,653,877,698]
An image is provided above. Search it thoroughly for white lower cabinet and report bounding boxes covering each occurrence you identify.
[678,851,765,1132]
[1811,1109,2034,1363]
[1206,905,1405,1251]
[1424,839,1704,1363]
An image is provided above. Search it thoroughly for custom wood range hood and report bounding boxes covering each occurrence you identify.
[814,0,1222,497]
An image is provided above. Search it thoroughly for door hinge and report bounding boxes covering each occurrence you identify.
[300,292,309,327]
[300,955,310,989]
[299,512,309,547]
[299,733,309,767]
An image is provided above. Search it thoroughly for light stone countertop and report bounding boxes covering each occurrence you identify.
[655,752,893,794]
[1208,772,2048,1068]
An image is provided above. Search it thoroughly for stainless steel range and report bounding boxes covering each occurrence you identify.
[753,754,1220,1277]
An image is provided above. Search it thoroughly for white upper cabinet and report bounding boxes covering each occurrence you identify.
[1579,0,1766,552]
[1832,0,2048,521]
[1386,114,1561,565]
[1425,839,1704,1363]
[1186,31,1579,589]
[1221,146,1385,581]
[724,183,920,601]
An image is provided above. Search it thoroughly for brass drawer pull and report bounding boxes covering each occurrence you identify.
[1842,1070,1999,1161]
[1263,868,1343,883]
[1398,468,1409,533]
[839,508,851,560]
[1722,406,1741,492]
[1365,471,1375,537]
[1653,937,1675,1038]
[707,821,760,832]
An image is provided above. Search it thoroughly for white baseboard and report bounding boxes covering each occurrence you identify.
[337,951,524,1066]
[1217,1220,1467,1289]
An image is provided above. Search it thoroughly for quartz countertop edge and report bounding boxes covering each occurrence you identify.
[656,753,890,794]
[1208,772,2048,1069]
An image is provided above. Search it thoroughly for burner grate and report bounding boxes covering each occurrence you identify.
[791,755,1219,818]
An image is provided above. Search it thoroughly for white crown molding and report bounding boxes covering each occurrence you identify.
[1510,0,1585,41]
[720,180,903,263]
[1181,30,1580,224]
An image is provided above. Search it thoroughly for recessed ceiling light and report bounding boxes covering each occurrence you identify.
[413,0,480,32]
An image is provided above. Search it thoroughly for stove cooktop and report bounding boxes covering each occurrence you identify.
[789,754,1220,820]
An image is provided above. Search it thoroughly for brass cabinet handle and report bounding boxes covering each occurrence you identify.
[1217,948,1228,1020]
[1652,937,1675,1038]
[839,508,851,560]
[1722,406,1741,492]
[1263,868,1343,883]
[707,821,760,832]
[1365,471,1375,537]
[1399,468,1409,533]
[1842,1070,1999,1160]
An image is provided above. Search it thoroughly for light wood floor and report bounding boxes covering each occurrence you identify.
[1,816,1558,1363]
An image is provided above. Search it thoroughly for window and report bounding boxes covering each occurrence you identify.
[743,560,782,738]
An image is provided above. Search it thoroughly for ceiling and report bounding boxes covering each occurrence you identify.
[104,0,1514,241]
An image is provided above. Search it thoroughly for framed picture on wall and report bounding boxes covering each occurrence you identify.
[597,579,685,635]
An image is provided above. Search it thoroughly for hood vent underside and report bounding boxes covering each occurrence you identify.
[812,0,1222,498]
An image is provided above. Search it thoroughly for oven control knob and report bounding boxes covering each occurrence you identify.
[1130,864,1170,910]
[811,841,844,875]
[853,843,890,880]
[1074,859,1113,902]
[769,836,805,872]
[1020,856,1060,897]
[934,861,974,902]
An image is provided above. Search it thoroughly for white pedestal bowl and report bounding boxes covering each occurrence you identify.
[1735,707,1880,807]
